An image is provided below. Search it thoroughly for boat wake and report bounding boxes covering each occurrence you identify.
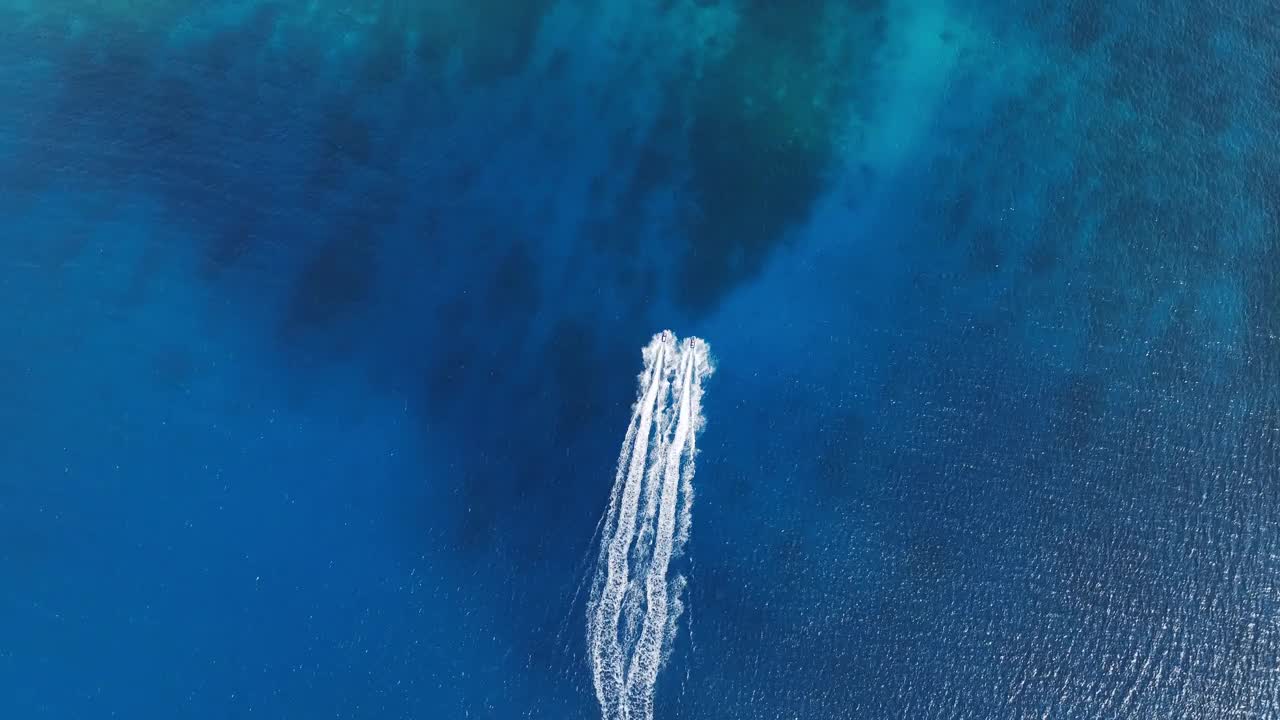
[586,331,713,720]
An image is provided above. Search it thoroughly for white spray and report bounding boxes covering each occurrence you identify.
[586,331,713,720]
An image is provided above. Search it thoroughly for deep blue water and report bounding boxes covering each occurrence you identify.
[3,1,1280,718]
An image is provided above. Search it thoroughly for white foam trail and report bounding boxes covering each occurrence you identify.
[589,333,672,719]
[587,332,712,720]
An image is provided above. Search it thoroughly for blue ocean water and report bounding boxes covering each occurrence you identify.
[2,1,1279,717]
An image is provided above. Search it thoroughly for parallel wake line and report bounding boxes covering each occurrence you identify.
[587,331,712,720]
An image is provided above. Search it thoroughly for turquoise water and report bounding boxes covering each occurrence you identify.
[2,1,1279,717]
